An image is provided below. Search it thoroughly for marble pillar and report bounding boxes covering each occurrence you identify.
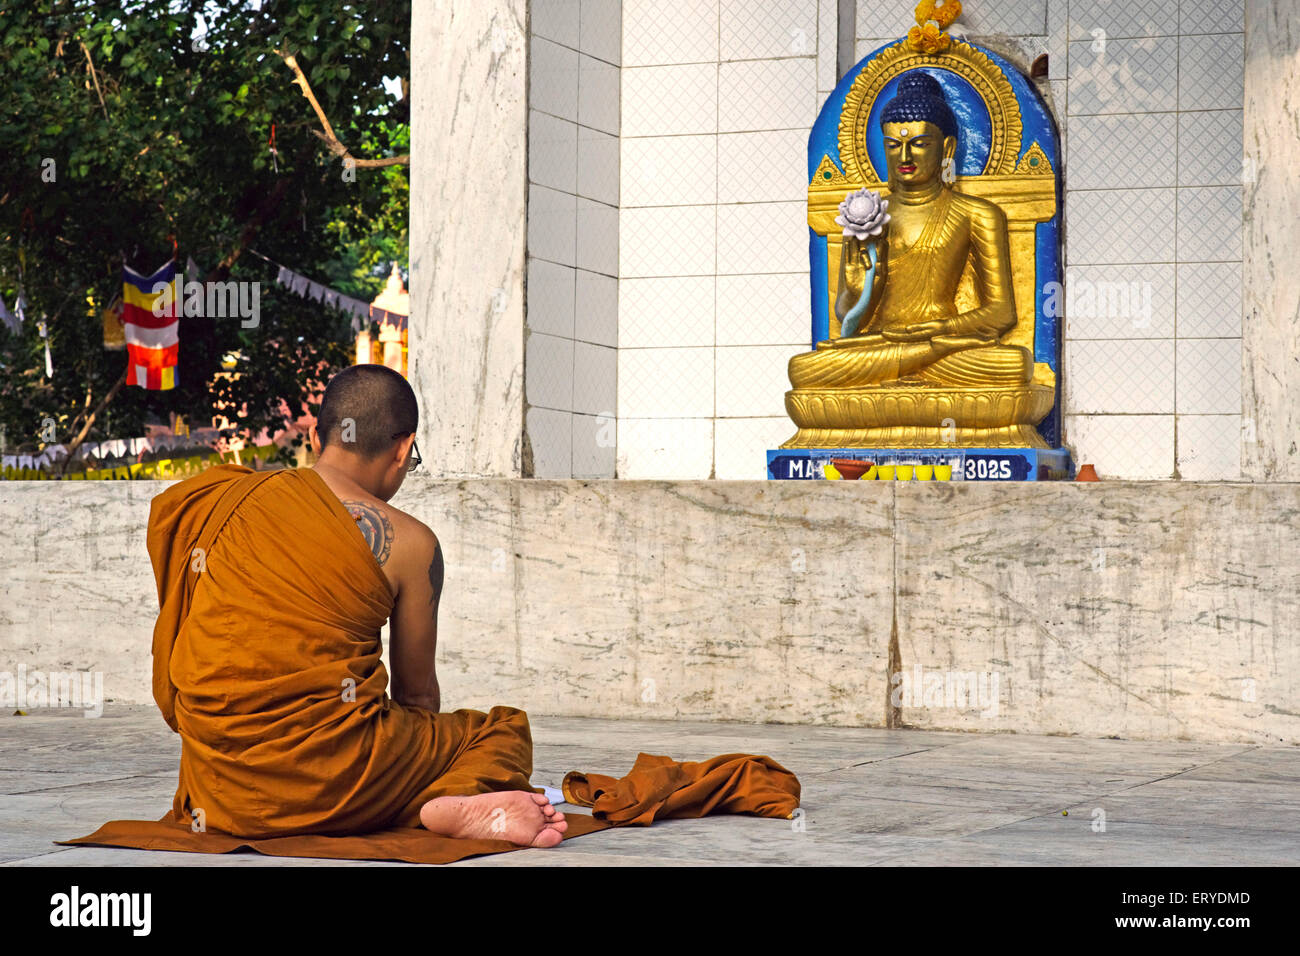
[1243,1,1300,480]
[409,0,528,477]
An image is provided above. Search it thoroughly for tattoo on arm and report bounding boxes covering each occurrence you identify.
[342,500,394,566]
[428,540,444,609]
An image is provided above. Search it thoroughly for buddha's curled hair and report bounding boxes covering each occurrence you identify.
[880,70,957,140]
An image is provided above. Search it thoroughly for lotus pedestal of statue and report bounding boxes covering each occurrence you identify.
[782,382,1056,450]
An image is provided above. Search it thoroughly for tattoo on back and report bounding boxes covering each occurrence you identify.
[342,500,394,566]
[428,540,444,607]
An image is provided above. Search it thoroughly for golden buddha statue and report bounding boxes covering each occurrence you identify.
[782,69,1055,449]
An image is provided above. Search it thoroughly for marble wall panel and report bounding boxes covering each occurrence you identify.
[0,483,161,710]
[1242,0,1300,480]
[402,477,896,726]
[4,478,1296,745]
[895,480,1300,743]
[411,0,528,476]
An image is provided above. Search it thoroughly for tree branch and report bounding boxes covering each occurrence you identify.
[60,369,127,472]
[80,41,109,121]
[275,49,409,168]
[65,381,95,438]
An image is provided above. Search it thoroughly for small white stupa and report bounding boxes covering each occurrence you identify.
[355,262,409,376]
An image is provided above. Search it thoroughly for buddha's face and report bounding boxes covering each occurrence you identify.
[881,121,956,187]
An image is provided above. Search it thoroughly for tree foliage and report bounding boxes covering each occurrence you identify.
[0,0,410,456]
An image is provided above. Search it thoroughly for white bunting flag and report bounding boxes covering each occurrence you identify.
[0,297,18,334]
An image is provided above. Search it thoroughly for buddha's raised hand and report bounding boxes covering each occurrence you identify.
[840,236,869,300]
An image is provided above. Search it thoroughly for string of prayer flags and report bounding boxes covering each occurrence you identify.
[25,445,68,470]
[245,249,406,331]
[122,259,179,390]
[81,438,129,459]
[337,294,368,333]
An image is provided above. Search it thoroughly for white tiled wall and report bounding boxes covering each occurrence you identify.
[617,0,825,478]
[1059,0,1244,479]
[527,0,620,478]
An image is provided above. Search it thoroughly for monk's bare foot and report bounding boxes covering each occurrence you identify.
[419,791,568,848]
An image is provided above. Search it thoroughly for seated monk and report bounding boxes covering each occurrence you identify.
[148,364,566,847]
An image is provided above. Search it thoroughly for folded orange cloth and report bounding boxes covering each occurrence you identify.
[562,753,801,825]
[58,465,802,864]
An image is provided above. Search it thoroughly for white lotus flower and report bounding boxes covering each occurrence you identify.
[835,188,890,240]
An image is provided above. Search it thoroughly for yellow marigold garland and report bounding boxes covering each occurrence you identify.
[906,0,963,54]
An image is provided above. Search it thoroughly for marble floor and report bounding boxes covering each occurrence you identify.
[3,706,1298,866]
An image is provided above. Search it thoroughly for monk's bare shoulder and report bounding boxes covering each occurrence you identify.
[351,503,442,603]
[388,509,443,604]
[312,466,440,597]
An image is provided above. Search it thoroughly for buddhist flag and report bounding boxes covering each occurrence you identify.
[122,259,179,390]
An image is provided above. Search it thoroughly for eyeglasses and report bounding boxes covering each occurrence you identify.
[391,432,421,471]
[409,440,422,470]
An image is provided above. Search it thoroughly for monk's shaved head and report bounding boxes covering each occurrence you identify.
[317,364,419,459]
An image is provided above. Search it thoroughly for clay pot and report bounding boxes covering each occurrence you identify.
[830,458,873,480]
[1075,463,1100,482]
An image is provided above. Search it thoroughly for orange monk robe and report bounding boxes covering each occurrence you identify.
[60,465,802,864]
[138,464,554,837]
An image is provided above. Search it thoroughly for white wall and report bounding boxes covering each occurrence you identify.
[526,0,621,477]
[617,0,831,478]
[411,0,529,477]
